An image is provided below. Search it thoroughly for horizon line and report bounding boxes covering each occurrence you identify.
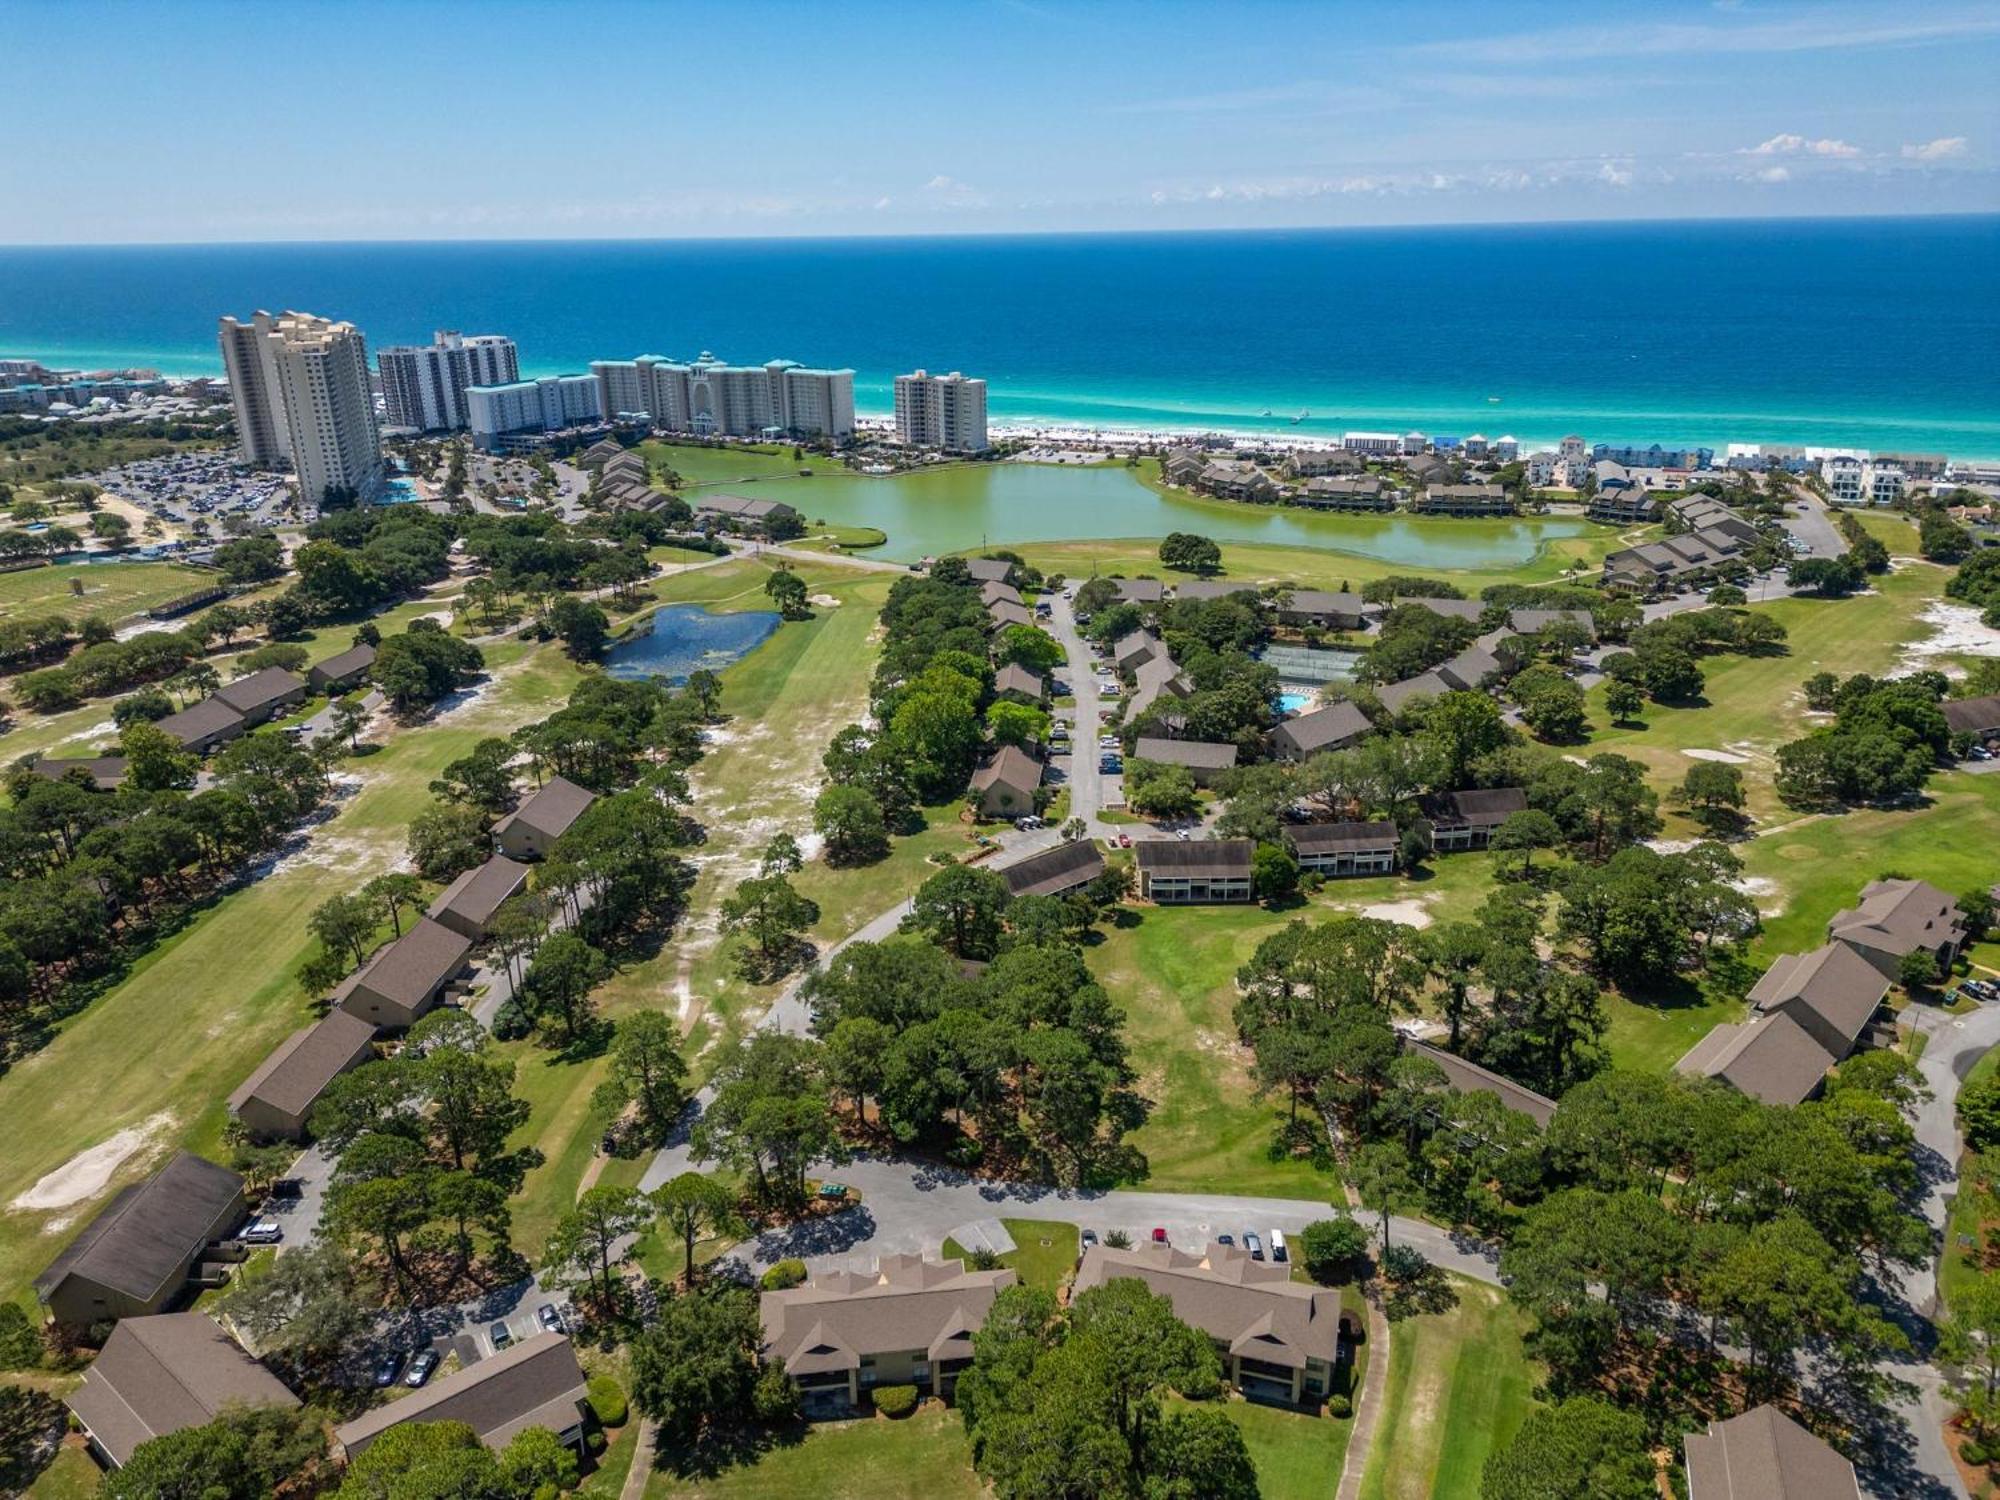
[2,207,1996,252]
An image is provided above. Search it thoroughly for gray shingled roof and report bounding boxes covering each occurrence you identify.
[214,666,306,716]
[999,840,1106,898]
[35,1153,244,1304]
[1132,737,1239,771]
[971,744,1042,797]
[228,1009,378,1120]
[31,756,129,790]
[1683,1403,1860,1500]
[348,918,474,1009]
[1135,838,1255,877]
[1074,1242,1345,1365]
[311,642,377,683]
[1424,787,1527,829]
[1828,878,1965,963]
[761,1255,1016,1376]
[428,855,531,931]
[1676,1014,1831,1107]
[65,1314,298,1468]
[335,1332,588,1456]
[1395,596,1484,622]
[1404,1040,1557,1127]
[1944,694,2000,737]
[1748,943,1888,1054]
[500,775,597,841]
[155,696,245,746]
[1272,701,1371,756]
[1285,820,1399,856]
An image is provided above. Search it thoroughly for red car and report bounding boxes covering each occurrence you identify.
[1118,834,1133,848]
[1151,1226,1168,1244]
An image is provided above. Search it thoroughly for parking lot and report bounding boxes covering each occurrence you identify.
[95,450,297,530]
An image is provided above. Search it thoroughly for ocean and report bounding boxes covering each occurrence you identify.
[1,217,1995,456]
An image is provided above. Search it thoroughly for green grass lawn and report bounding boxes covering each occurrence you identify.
[646,1405,982,1500]
[639,440,852,489]
[0,559,216,622]
[574,1418,642,1499]
[0,643,585,1310]
[941,1218,1079,1291]
[22,1444,100,1500]
[1603,988,1744,1074]
[1358,1275,1540,1500]
[1936,1046,1998,1320]
[1198,1395,1358,1500]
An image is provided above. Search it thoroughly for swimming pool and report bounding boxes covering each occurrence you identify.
[378,476,421,504]
[1278,690,1315,715]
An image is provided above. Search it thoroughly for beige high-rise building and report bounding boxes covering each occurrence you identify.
[218,310,383,504]
[894,369,987,452]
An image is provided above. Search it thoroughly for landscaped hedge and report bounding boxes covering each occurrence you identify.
[760,1259,807,1291]
[873,1384,919,1418]
[586,1374,627,1428]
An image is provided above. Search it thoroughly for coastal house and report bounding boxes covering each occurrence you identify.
[1372,672,1453,715]
[1393,595,1486,624]
[1422,787,1527,851]
[1132,736,1239,785]
[1297,476,1393,511]
[759,1255,1016,1415]
[1665,495,1759,543]
[1073,1241,1352,1406]
[1507,608,1596,640]
[1284,820,1398,877]
[1677,1013,1835,1107]
[1274,589,1366,630]
[1827,877,1966,979]
[307,642,377,693]
[979,580,1023,608]
[1114,629,1166,674]
[1402,1039,1557,1128]
[213,666,308,726]
[154,696,247,754]
[31,755,130,791]
[426,854,532,940]
[692,494,800,533]
[1135,839,1255,904]
[1195,459,1278,502]
[579,438,626,468]
[228,1009,379,1141]
[1945,694,2000,746]
[1172,580,1257,602]
[1128,653,1192,719]
[35,1154,247,1328]
[962,557,1016,585]
[1434,644,1506,692]
[1111,577,1167,606]
[1284,448,1363,479]
[1587,476,1661,525]
[333,917,475,1029]
[1747,943,1892,1059]
[1601,525,1752,593]
[986,598,1035,631]
[969,744,1043,818]
[1413,483,1513,517]
[601,449,648,484]
[1683,1404,1860,1500]
[1271,702,1371,761]
[66,1314,299,1469]
[991,662,1047,702]
[1162,448,1207,486]
[334,1333,591,1459]
[998,840,1106,900]
[1403,453,1448,487]
[494,775,597,860]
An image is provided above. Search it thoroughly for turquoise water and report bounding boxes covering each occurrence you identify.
[1,218,1994,455]
[1278,690,1314,714]
[750,462,1588,565]
[604,604,780,682]
[379,477,420,504]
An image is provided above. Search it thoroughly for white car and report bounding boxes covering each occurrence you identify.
[240,1217,284,1246]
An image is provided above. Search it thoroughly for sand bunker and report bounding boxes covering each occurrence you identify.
[1360,900,1434,929]
[1683,748,1749,764]
[1899,601,2000,673]
[12,1112,174,1212]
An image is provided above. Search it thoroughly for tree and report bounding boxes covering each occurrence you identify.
[987,698,1049,749]
[1252,841,1300,904]
[1603,678,1644,724]
[905,865,1012,960]
[719,874,820,980]
[593,1011,689,1143]
[1673,760,1747,833]
[1298,1214,1373,1284]
[764,568,810,619]
[1349,1141,1421,1250]
[1897,947,1940,991]
[549,595,611,661]
[407,801,492,880]
[106,1405,327,1500]
[333,1421,499,1500]
[823,1015,893,1123]
[651,1171,740,1286]
[759,831,803,876]
[309,892,377,968]
[1509,667,1588,742]
[498,1425,578,1496]
[813,782,890,865]
[1489,808,1562,877]
[629,1285,765,1444]
[330,694,370,752]
[430,737,516,811]
[0,1384,62,1495]
[995,623,1064,674]
[363,871,426,936]
[1479,1397,1654,1500]
[521,932,611,1041]
[1123,760,1199,819]
[690,1032,845,1210]
[219,1240,375,1381]
[1158,532,1222,575]
[543,1184,651,1312]
[1145,1408,1259,1500]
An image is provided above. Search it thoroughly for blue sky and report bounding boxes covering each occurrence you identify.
[3,0,1995,242]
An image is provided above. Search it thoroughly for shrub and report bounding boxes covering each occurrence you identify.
[761,1259,808,1291]
[754,1359,800,1423]
[491,1000,533,1041]
[1298,1217,1372,1285]
[874,1384,919,1418]
[586,1374,627,1428]
[583,1429,607,1456]
[1381,1244,1429,1284]
[965,1248,1003,1271]
[1962,1439,1988,1466]
[1329,1395,1353,1419]
[1104,1230,1133,1249]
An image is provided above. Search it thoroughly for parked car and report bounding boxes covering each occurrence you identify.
[818,1182,851,1201]
[1151,1226,1168,1244]
[1243,1232,1264,1260]
[1216,1233,1235,1247]
[537,1303,563,1332]
[405,1350,441,1387]
[1080,1229,1099,1250]
[1117,834,1133,848]
[1269,1229,1288,1263]
[373,1352,404,1387]
[489,1321,513,1351]
[240,1218,283,1246]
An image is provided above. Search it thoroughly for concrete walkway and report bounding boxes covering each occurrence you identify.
[617,1418,657,1500]
[1334,1178,1392,1500]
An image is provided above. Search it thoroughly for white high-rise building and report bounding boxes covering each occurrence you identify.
[594,352,855,439]
[378,331,518,432]
[466,375,602,451]
[218,310,382,504]
[893,369,988,452]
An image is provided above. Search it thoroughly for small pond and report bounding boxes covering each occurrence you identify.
[604,603,781,683]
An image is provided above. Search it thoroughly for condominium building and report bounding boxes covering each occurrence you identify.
[1341,431,1401,455]
[893,369,988,451]
[590,353,856,439]
[466,375,601,451]
[378,331,519,432]
[218,310,383,504]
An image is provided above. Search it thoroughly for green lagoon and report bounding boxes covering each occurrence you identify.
[666,455,1591,568]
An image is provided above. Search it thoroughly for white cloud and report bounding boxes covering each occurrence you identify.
[1745,133,1861,158]
[1408,11,2000,65]
[1748,166,1792,183]
[1902,136,1969,160]
[1597,161,1634,187]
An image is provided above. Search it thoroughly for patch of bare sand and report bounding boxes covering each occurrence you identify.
[1360,900,1434,929]
[11,1112,175,1213]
